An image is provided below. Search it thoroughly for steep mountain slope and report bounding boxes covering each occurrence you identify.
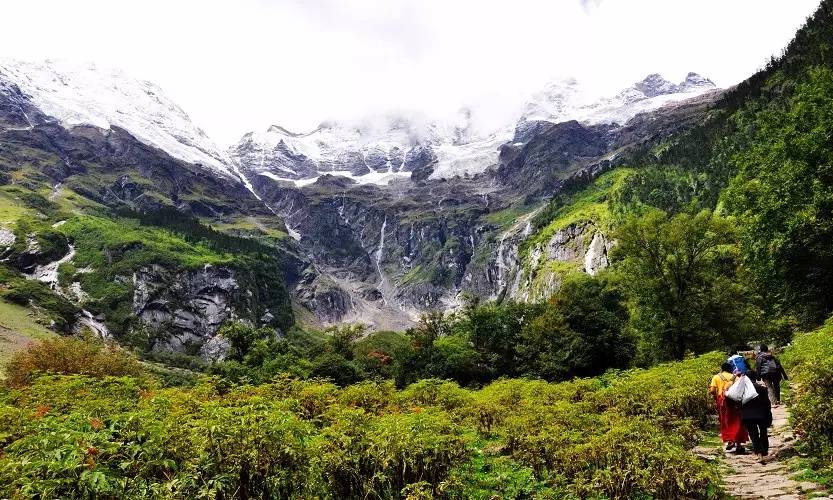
[0,64,297,358]
[0,59,247,183]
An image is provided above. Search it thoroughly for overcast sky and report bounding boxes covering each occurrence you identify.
[0,0,821,145]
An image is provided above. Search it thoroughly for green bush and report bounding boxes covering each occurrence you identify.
[782,318,833,484]
[0,349,726,498]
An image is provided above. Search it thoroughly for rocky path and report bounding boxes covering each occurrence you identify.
[721,404,831,499]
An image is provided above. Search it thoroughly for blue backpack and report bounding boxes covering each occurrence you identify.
[727,354,748,375]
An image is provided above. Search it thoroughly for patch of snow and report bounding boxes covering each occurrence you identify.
[286,225,301,241]
[521,72,717,128]
[258,169,410,187]
[429,129,509,179]
[330,170,411,186]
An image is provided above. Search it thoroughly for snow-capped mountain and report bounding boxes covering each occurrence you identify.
[0,59,717,194]
[232,72,717,187]
[229,110,509,187]
[0,59,243,182]
[518,72,717,128]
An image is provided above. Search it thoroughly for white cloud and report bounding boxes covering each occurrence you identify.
[0,0,820,145]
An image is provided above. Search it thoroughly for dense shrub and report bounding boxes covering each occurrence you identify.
[352,330,409,379]
[4,336,141,387]
[0,348,725,498]
[391,281,632,388]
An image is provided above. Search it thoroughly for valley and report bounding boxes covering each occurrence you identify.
[1,0,833,497]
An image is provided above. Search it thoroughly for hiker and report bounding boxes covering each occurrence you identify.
[741,373,773,462]
[709,362,748,453]
[755,345,788,406]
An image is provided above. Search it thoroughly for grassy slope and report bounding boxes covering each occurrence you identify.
[0,189,32,226]
[525,168,633,250]
[0,301,56,377]
[1,131,296,335]
[209,216,290,240]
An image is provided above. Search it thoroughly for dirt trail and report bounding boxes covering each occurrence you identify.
[721,404,831,499]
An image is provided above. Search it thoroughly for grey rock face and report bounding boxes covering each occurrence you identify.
[546,224,587,262]
[199,335,231,363]
[0,227,16,252]
[583,231,611,276]
[132,264,250,354]
[506,222,613,302]
[294,268,353,323]
[497,120,615,196]
[544,223,611,272]
[406,145,438,181]
[0,78,46,130]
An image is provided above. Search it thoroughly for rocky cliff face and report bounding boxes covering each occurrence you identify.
[132,264,249,357]
[514,223,614,302]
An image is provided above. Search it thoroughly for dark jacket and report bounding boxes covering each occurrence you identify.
[741,383,772,425]
[755,352,788,381]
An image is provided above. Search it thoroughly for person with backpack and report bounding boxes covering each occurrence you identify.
[741,373,773,462]
[755,345,788,406]
[709,362,748,453]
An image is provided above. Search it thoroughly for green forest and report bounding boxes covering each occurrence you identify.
[2,0,833,498]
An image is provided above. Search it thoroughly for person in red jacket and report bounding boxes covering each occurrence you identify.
[709,362,748,453]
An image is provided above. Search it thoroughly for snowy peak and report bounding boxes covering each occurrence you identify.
[231,109,514,187]
[521,71,718,129]
[519,78,583,126]
[633,73,677,97]
[630,71,715,98]
[0,58,241,181]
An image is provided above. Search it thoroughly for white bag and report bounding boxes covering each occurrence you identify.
[725,375,758,404]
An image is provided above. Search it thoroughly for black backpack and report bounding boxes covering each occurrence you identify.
[759,355,779,377]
